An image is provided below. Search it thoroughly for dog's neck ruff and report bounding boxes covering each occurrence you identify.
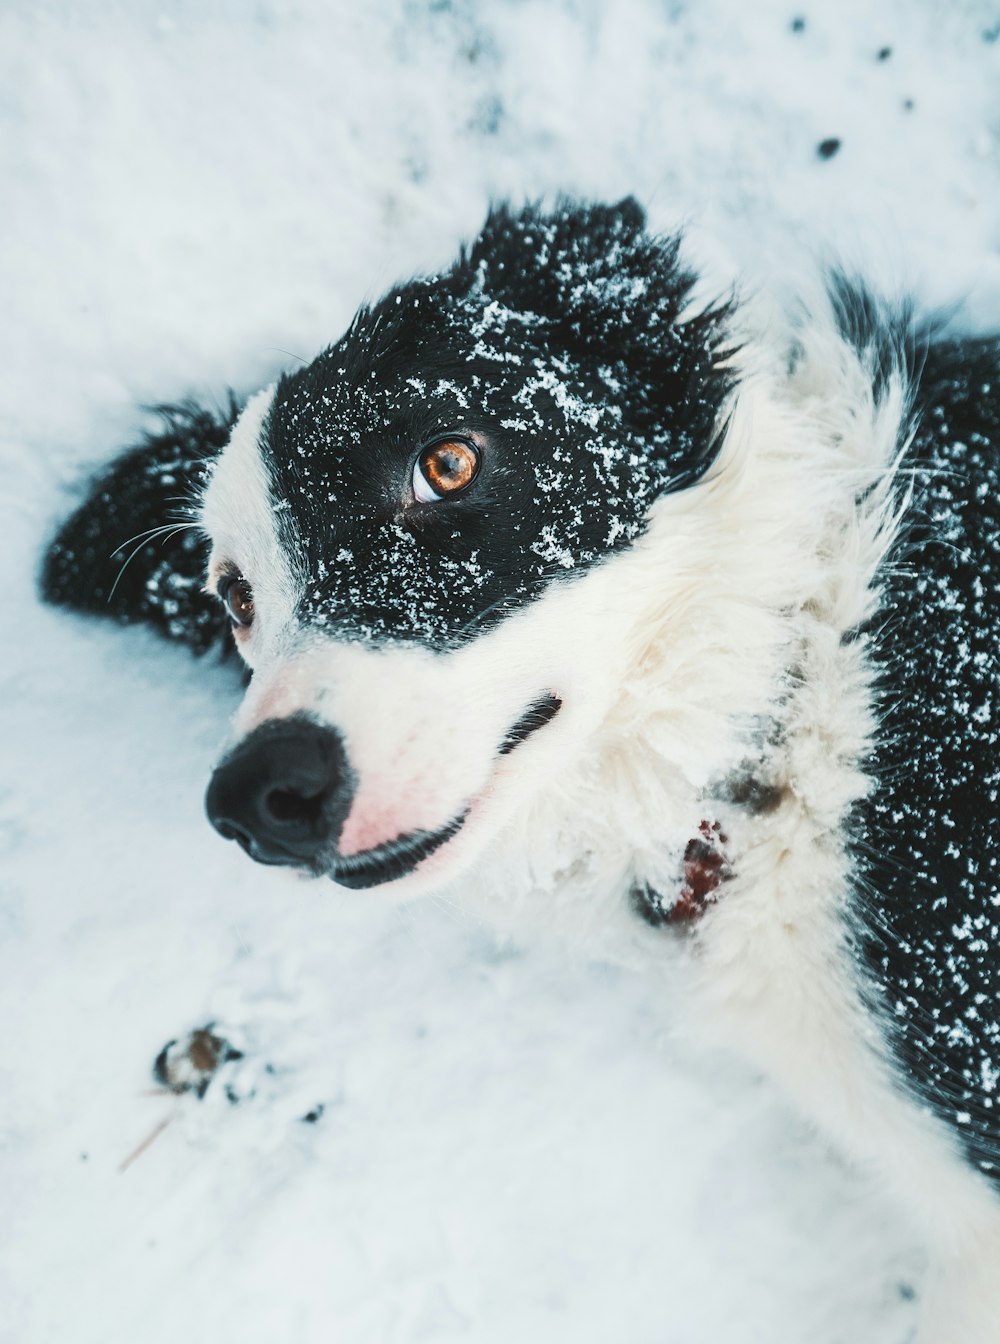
[459,303,907,964]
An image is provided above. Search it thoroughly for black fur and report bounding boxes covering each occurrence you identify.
[262,198,731,645]
[827,271,917,410]
[41,400,239,656]
[853,324,1000,1183]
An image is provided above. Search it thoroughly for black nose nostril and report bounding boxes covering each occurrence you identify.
[205,715,352,867]
[265,786,324,825]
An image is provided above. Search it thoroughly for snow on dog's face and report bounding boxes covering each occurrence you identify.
[201,199,730,892]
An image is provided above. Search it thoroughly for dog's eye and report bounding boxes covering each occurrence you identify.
[412,438,480,502]
[219,574,255,628]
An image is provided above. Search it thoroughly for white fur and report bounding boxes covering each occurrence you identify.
[201,293,1000,1339]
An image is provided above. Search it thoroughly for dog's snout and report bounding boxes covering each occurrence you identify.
[205,716,351,867]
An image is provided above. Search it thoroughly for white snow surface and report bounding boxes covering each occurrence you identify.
[3,3,999,1341]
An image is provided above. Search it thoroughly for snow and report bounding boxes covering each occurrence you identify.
[2,1,999,1340]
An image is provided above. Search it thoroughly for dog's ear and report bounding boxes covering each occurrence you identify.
[465,197,716,346]
[41,399,240,656]
[464,199,732,483]
[466,197,652,330]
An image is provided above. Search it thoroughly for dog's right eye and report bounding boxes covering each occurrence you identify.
[219,574,255,628]
[412,437,481,502]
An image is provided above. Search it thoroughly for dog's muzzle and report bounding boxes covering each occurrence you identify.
[205,715,352,870]
[205,693,562,886]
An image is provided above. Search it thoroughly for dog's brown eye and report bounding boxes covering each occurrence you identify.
[412,438,480,502]
[221,575,254,628]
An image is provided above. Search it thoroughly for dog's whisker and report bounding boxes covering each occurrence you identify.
[107,522,199,601]
[109,521,193,557]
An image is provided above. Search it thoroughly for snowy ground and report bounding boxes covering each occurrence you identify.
[3,3,999,1341]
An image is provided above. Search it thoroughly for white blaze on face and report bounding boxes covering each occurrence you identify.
[201,385,302,662]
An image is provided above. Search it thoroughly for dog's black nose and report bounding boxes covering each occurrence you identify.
[205,716,352,867]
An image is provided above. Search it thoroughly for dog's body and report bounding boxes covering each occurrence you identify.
[44,201,999,1340]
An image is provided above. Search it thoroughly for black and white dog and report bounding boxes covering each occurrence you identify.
[44,200,999,1341]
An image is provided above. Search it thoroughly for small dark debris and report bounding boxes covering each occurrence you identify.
[153,1026,244,1099]
[80,1152,89,1162]
[301,1105,325,1124]
[898,1282,917,1302]
[983,24,999,43]
[817,137,842,160]
[790,16,806,33]
[902,98,915,112]
[876,46,892,61]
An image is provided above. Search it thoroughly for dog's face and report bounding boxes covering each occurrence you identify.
[200,200,729,892]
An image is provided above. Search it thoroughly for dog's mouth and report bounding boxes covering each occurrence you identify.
[329,692,562,889]
[498,692,562,755]
[330,813,468,889]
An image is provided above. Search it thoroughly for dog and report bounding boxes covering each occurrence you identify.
[43,199,999,1341]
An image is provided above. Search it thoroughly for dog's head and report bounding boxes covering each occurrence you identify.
[201,199,731,892]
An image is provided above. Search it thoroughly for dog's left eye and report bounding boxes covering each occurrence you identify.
[412,438,480,502]
[219,573,255,628]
